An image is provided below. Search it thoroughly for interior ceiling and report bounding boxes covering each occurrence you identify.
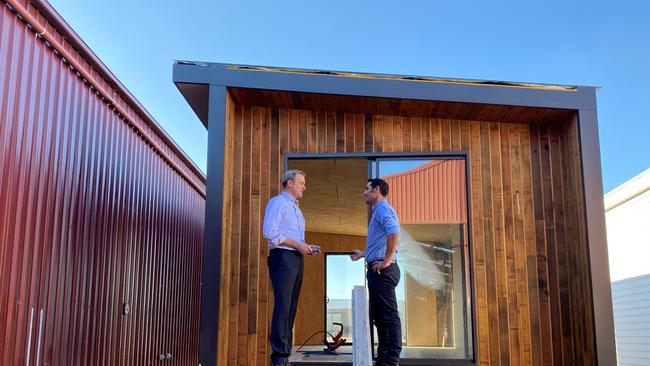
[228,87,576,125]
[288,158,368,237]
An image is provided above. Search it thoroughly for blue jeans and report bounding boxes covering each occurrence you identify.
[268,249,304,365]
[367,262,402,365]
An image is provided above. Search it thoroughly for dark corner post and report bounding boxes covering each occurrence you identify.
[199,84,227,366]
[577,102,617,365]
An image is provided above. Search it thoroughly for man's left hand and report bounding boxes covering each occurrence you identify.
[371,260,391,275]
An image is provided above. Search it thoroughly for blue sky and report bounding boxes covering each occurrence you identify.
[47,0,650,193]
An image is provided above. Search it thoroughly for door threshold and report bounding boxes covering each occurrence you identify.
[290,345,353,365]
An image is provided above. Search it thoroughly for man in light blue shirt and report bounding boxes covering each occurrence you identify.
[351,178,402,366]
[263,169,320,366]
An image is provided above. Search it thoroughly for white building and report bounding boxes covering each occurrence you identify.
[606,168,650,366]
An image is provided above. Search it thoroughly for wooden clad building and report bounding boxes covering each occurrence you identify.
[173,62,615,365]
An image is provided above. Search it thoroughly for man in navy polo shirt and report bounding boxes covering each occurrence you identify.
[351,178,402,366]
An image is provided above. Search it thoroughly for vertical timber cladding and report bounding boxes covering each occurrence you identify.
[0,1,205,365]
[217,93,597,365]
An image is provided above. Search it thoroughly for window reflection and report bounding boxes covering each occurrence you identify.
[377,158,473,360]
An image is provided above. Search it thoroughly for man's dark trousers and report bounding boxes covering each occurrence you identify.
[367,262,402,366]
[268,249,304,365]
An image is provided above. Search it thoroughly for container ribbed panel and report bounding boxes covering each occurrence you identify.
[382,159,467,224]
[1,2,205,364]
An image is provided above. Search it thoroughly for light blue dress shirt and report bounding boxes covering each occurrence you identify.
[262,191,305,250]
[365,200,400,262]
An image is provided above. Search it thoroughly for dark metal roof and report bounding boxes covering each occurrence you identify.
[173,61,598,128]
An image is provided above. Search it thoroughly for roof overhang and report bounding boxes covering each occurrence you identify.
[173,61,597,129]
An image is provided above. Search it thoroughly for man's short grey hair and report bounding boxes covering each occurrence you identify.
[282,169,306,188]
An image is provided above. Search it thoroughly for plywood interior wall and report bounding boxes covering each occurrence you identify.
[294,232,366,345]
[289,158,368,236]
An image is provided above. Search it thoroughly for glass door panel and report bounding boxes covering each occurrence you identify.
[374,158,473,360]
[325,253,366,343]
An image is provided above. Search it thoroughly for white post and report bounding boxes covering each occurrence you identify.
[352,285,372,366]
[25,307,34,366]
[35,308,44,366]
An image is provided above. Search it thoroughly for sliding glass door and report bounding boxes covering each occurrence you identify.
[372,157,473,360]
[325,253,366,343]
[288,154,474,362]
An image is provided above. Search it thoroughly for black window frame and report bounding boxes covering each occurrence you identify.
[286,152,476,366]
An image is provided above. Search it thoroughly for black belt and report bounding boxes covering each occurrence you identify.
[269,248,303,256]
[367,259,397,267]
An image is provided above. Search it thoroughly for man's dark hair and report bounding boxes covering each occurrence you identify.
[368,178,389,196]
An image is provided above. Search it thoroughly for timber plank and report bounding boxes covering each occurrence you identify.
[480,122,501,365]
[373,115,383,152]
[566,119,596,364]
[529,125,553,366]
[393,115,403,152]
[326,112,336,153]
[562,121,583,364]
[539,126,563,366]
[308,110,318,154]
[290,109,300,153]
[227,105,244,364]
[422,117,432,151]
[432,118,442,151]
[521,124,542,366]
[402,116,411,152]
[256,108,273,366]
[441,118,452,150]
[452,119,462,150]
[383,115,394,152]
[246,107,262,366]
[237,106,253,364]
[460,120,471,151]
[489,122,512,366]
[511,124,533,366]
[317,111,326,153]
[345,113,355,153]
[469,120,490,365]
[410,117,422,151]
[550,126,575,365]
[298,109,308,153]
[336,112,345,153]
[355,113,365,152]
[217,93,235,366]
[500,123,522,366]
[364,114,373,152]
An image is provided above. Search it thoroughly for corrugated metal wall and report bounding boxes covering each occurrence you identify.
[612,274,650,366]
[0,1,205,365]
[382,159,467,224]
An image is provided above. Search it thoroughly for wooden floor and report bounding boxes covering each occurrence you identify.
[290,345,353,365]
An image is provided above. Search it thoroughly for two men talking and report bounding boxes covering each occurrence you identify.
[263,170,402,366]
